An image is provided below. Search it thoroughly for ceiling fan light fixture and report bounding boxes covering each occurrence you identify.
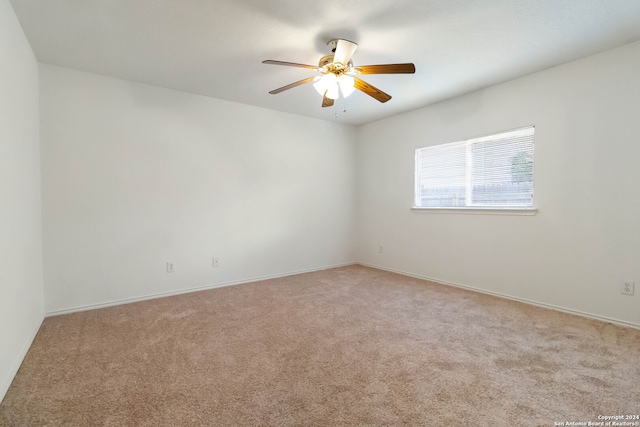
[313,74,337,98]
[339,75,355,97]
[314,73,355,100]
[327,85,340,100]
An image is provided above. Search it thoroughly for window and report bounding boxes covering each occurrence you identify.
[414,127,535,209]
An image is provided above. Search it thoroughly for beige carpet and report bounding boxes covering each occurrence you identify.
[1,265,639,426]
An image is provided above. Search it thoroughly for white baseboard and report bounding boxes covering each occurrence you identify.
[0,314,44,402]
[43,259,640,327]
[358,262,640,330]
[45,262,357,317]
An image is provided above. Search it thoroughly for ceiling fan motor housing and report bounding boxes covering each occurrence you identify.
[318,55,353,75]
[318,55,334,68]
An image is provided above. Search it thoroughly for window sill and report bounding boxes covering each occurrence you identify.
[411,207,538,216]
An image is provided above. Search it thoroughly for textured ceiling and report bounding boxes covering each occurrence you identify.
[9,0,640,126]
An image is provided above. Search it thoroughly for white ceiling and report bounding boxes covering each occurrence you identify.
[9,0,640,126]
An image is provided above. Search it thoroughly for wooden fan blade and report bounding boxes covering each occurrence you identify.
[355,63,416,74]
[322,92,334,108]
[262,60,319,70]
[353,77,392,103]
[333,39,358,66]
[268,77,316,94]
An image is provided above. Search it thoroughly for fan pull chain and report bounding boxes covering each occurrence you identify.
[333,97,347,119]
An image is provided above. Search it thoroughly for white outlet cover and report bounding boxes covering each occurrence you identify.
[621,282,635,295]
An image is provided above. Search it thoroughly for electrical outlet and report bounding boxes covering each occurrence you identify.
[621,282,635,296]
[167,262,174,273]
[213,257,220,268]
[378,245,383,254]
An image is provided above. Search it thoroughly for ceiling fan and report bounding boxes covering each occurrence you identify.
[262,39,415,108]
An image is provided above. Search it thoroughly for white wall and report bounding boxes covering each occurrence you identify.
[0,0,44,400]
[356,40,640,327]
[40,65,356,313]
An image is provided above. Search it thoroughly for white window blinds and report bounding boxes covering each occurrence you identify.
[415,127,535,209]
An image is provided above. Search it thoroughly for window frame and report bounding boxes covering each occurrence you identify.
[412,126,537,215]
